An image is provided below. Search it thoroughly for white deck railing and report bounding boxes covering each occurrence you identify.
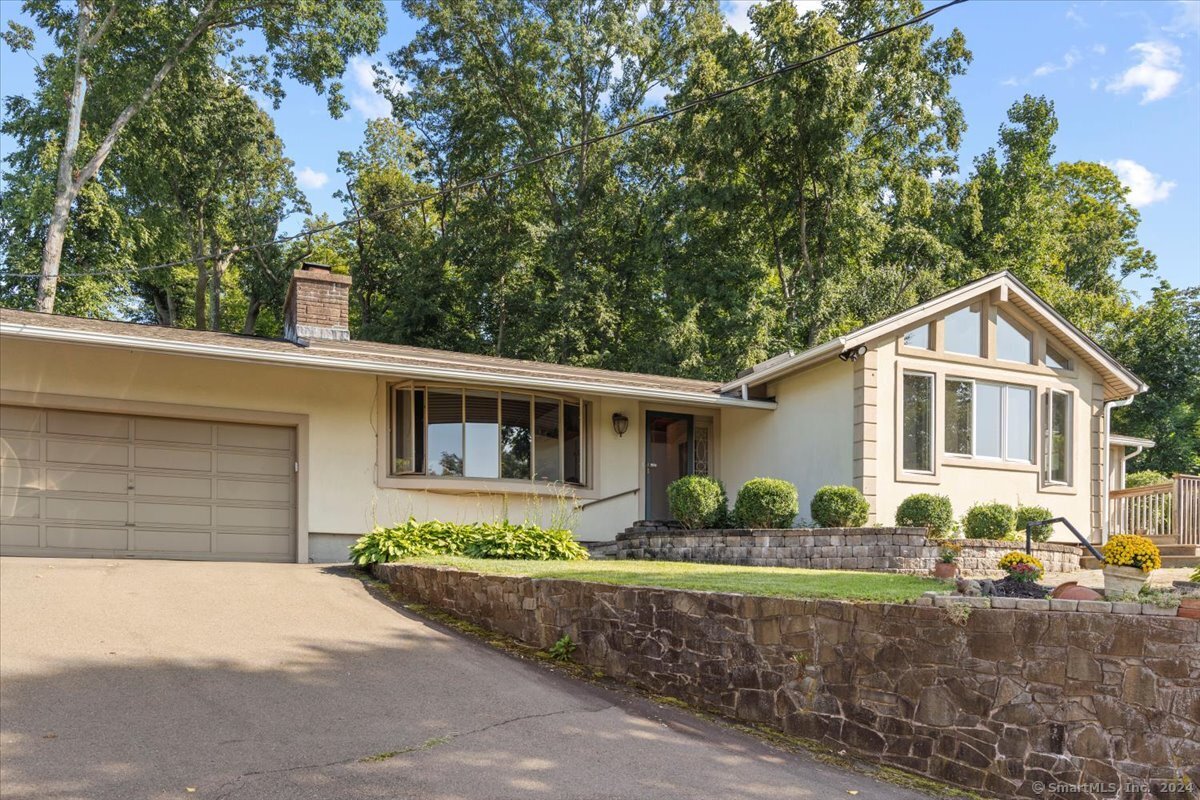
[1109,473,1200,545]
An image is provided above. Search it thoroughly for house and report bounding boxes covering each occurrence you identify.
[0,267,1148,563]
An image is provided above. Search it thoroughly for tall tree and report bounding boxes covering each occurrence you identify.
[4,0,384,313]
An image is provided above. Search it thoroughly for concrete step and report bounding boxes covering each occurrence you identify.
[1081,553,1200,570]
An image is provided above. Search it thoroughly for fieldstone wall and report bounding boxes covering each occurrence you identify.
[375,563,1199,800]
[613,524,1081,576]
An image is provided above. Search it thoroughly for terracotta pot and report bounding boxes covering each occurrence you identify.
[933,562,958,580]
[1179,597,1200,621]
[1103,564,1149,598]
[1050,581,1104,601]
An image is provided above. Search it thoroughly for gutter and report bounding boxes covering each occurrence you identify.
[719,338,846,394]
[1100,395,1138,544]
[0,322,777,410]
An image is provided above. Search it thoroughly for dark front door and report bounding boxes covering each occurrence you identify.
[645,411,693,520]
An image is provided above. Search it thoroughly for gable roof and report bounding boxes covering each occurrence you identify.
[0,308,773,409]
[721,272,1146,400]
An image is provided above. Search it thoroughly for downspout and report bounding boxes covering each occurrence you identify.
[1101,396,1136,544]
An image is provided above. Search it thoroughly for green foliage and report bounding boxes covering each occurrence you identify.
[349,519,588,566]
[1190,566,1200,584]
[734,478,800,528]
[547,635,577,662]
[666,475,726,529]
[895,493,955,538]
[962,503,1017,540]
[1015,505,1054,543]
[1125,470,1172,489]
[810,485,869,528]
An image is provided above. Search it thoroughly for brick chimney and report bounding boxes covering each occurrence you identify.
[284,263,352,343]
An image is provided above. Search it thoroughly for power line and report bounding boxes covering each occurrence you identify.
[5,0,967,282]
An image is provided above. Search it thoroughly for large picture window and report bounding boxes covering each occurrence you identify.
[391,386,587,485]
[902,372,934,472]
[943,378,1033,463]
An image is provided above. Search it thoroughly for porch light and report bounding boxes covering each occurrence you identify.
[612,412,629,437]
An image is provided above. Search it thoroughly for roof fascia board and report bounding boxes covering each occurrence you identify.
[719,338,846,393]
[1,323,776,410]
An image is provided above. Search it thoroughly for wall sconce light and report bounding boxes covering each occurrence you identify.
[612,412,629,438]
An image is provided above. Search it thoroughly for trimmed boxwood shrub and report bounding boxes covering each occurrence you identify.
[667,475,726,529]
[1015,504,1054,543]
[734,478,799,528]
[810,485,870,528]
[894,493,954,538]
[349,519,589,565]
[962,502,1017,540]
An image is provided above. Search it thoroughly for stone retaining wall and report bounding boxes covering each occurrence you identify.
[375,563,1199,800]
[613,524,1081,576]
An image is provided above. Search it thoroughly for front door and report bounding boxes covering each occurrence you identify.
[645,411,693,520]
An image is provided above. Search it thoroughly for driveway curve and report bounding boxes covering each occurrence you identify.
[0,558,931,800]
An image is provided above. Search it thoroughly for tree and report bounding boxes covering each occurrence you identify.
[5,0,384,313]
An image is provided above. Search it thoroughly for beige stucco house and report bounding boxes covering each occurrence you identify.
[0,268,1147,563]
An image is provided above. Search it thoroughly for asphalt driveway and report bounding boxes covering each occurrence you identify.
[0,558,932,800]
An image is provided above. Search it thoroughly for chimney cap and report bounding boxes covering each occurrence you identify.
[301,261,334,273]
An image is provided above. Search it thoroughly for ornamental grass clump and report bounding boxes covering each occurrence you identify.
[998,551,1044,583]
[1101,534,1162,573]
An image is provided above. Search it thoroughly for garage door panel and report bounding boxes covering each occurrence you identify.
[216,452,291,476]
[45,497,128,523]
[48,440,129,467]
[214,532,291,555]
[135,417,213,446]
[46,468,128,495]
[0,523,39,547]
[217,424,291,452]
[217,479,291,503]
[1,405,295,562]
[0,407,41,432]
[134,502,212,527]
[47,410,130,440]
[46,526,127,550]
[132,528,212,553]
[135,474,212,499]
[1,465,40,492]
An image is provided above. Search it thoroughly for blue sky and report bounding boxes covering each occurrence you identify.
[2,1,1197,298]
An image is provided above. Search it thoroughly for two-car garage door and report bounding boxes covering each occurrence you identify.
[0,405,296,562]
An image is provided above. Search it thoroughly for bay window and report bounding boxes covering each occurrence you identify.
[943,378,1033,462]
[901,372,934,472]
[390,385,588,485]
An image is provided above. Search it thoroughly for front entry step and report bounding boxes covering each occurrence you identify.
[1080,548,1200,570]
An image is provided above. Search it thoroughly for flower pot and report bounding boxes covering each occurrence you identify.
[1179,597,1200,621]
[1103,564,1149,598]
[933,562,958,580]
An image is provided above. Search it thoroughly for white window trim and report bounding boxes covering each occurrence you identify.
[900,370,936,475]
[944,377,1035,465]
[1044,388,1073,486]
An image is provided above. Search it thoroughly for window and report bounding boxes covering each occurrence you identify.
[390,385,587,485]
[944,303,983,357]
[996,312,1033,364]
[943,378,1033,462]
[903,324,931,350]
[1045,343,1072,371]
[1046,389,1071,484]
[902,372,934,472]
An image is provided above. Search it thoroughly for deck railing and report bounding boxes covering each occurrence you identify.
[1109,473,1200,544]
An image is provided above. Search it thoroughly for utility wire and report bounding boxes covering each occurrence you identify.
[5,0,967,281]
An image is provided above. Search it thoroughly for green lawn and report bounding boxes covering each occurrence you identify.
[397,557,946,603]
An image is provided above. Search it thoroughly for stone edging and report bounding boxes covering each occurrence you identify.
[923,592,1182,616]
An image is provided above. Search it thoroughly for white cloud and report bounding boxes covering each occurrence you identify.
[1032,49,1081,77]
[1103,159,1176,207]
[1092,43,1106,56]
[296,166,329,190]
[347,56,402,119]
[1106,41,1183,103]
[1165,0,1200,36]
[1065,5,1086,26]
[723,0,821,35]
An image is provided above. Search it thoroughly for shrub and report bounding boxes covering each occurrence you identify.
[1191,565,1200,584]
[734,478,800,528]
[1101,534,1161,573]
[666,475,726,529]
[962,502,1016,540]
[810,485,870,528]
[349,519,588,566]
[1015,505,1054,543]
[895,493,954,538]
[998,551,1044,583]
[1125,470,1171,489]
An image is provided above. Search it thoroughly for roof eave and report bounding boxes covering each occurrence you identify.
[719,338,847,393]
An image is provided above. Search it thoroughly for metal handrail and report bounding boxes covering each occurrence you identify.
[576,487,639,510]
[1025,517,1103,562]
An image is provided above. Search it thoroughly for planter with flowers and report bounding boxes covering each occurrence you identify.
[1100,534,1161,597]
[998,551,1044,583]
[933,540,962,579]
